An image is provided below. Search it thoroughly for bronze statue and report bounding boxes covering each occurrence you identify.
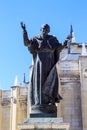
[21,22,70,106]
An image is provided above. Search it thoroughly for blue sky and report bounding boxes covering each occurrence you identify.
[0,0,87,90]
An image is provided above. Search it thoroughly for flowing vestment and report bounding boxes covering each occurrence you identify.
[24,33,64,105]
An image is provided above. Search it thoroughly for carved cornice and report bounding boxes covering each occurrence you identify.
[1,98,11,106]
[19,98,27,104]
[60,77,80,84]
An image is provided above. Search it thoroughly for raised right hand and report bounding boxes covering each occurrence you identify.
[20,22,26,31]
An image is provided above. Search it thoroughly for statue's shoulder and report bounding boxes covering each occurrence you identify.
[33,35,42,40]
[48,35,57,40]
[48,35,60,45]
[48,34,56,38]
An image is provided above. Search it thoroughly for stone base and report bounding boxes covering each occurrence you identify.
[18,118,70,130]
[30,105,57,117]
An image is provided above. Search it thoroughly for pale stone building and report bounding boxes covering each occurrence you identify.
[0,86,28,130]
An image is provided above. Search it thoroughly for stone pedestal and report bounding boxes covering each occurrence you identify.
[30,105,57,117]
[18,118,70,130]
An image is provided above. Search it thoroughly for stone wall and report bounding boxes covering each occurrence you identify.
[58,54,83,130]
[0,86,28,130]
[1,90,11,130]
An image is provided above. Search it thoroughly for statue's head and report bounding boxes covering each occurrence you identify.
[40,24,50,35]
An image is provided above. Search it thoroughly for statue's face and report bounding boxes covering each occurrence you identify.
[42,27,49,35]
[41,24,50,36]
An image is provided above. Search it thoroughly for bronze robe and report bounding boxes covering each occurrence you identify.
[24,33,64,106]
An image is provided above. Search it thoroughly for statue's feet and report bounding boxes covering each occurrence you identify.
[48,100,55,106]
[48,102,55,105]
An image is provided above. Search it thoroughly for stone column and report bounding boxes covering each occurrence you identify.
[79,56,87,130]
[10,86,17,130]
[10,86,27,130]
[16,86,27,128]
